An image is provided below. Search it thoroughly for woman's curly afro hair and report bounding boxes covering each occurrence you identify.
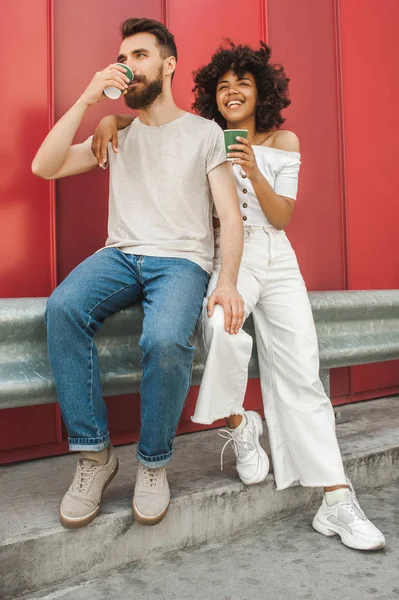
[192,41,291,132]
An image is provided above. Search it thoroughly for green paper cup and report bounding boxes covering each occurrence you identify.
[224,129,248,160]
[104,63,133,100]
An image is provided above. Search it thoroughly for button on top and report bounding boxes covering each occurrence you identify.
[243,189,248,194]
[243,215,248,221]
[243,203,248,208]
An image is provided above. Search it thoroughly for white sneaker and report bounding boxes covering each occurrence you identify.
[312,478,386,550]
[219,411,269,485]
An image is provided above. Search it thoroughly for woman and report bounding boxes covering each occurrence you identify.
[92,41,385,551]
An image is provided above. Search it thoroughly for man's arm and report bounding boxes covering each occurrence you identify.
[207,162,244,334]
[32,100,97,179]
[32,64,131,180]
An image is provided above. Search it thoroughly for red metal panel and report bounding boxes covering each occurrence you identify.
[53,0,165,454]
[167,0,265,112]
[266,0,350,398]
[3,0,398,462]
[0,1,60,460]
[267,0,346,292]
[0,1,164,464]
[339,0,399,290]
[339,0,399,393]
[0,0,55,297]
[168,0,267,421]
[0,405,58,452]
[54,0,163,281]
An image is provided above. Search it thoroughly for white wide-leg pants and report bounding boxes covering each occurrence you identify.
[192,227,346,490]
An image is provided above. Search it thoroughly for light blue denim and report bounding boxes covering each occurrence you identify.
[45,248,209,467]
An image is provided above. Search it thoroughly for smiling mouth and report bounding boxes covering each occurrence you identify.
[225,100,244,109]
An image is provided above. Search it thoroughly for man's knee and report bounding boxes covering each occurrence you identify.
[45,285,81,326]
[45,288,65,324]
[141,327,193,366]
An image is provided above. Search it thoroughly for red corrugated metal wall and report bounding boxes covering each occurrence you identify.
[1,0,398,462]
[339,0,399,398]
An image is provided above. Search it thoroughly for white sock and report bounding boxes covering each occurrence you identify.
[325,486,351,506]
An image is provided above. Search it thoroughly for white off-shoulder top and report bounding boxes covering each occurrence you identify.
[229,146,301,227]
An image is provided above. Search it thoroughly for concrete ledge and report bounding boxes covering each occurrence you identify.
[3,291,399,409]
[1,396,399,599]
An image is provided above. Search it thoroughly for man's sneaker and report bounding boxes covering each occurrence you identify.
[59,445,119,529]
[312,478,386,550]
[132,464,170,525]
[218,411,269,485]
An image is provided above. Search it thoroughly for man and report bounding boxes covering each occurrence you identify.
[32,18,244,529]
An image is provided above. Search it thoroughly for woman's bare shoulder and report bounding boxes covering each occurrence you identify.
[268,130,300,152]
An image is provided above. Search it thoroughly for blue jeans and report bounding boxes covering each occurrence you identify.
[45,248,209,467]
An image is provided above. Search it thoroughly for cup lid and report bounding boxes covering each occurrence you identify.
[116,63,133,81]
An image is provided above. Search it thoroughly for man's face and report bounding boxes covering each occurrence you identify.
[117,32,165,109]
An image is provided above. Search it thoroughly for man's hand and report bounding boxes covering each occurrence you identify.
[79,64,130,107]
[207,281,245,334]
[92,116,119,168]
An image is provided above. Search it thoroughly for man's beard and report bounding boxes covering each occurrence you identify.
[124,66,164,110]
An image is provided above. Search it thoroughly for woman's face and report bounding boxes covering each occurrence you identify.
[216,70,258,126]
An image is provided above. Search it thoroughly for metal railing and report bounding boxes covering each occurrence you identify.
[1,291,398,409]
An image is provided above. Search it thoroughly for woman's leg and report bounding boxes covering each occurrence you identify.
[252,232,385,550]
[192,248,269,485]
[252,244,346,490]
[192,263,260,425]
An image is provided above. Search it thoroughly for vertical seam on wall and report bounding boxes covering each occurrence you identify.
[334,0,352,398]
[334,0,349,292]
[48,0,63,443]
[162,0,169,27]
[48,0,57,292]
[260,0,268,43]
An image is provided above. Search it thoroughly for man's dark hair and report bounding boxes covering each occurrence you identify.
[192,41,290,131]
[121,18,178,62]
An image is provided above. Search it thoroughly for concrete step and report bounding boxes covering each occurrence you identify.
[1,396,399,599]
[15,484,399,600]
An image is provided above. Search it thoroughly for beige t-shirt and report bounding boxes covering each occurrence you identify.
[101,112,226,274]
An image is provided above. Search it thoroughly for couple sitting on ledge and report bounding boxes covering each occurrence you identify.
[32,17,385,551]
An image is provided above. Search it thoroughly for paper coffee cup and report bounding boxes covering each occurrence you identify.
[223,129,248,160]
[104,64,133,100]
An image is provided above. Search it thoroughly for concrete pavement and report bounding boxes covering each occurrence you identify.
[17,483,399,600]
[1,396,399,598]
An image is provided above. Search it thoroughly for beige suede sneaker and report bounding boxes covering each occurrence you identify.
[60,445,118,528]
[132,464,170,526]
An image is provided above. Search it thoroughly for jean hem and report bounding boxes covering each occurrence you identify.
[69,433,110,452]
[137,449,172,469]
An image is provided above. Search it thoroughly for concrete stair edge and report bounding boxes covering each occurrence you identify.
[2,443,399,599]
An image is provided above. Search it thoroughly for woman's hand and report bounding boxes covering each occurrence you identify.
[227,136,261,182]
[91,116,119,168]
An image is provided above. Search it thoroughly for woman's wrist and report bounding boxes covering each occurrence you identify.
[101,114,117,126]
[248,166,263,184]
